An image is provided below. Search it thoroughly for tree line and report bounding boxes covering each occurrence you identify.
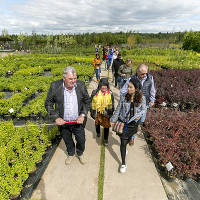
[0,30,186,52]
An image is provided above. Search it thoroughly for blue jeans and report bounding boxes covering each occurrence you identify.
[132,104,149,139]
[95,68,100,80]
[137,104,149,124]
[105,60,109,70]
[120,78,127,89]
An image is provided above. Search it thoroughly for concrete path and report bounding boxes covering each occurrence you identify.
[31,71,101,200]
[32,63,168,200]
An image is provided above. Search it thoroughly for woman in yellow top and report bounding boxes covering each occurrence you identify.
[90,78,114,145]
[92,54,101,82]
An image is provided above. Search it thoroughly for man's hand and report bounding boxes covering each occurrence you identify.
[77,115,85,124]
[110,122,115,127]
[149,102,154,107]
[56,118,65,126]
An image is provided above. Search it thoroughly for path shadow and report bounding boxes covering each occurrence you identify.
[136,130,155,161]
[106,131,121,165]
[85,116,101,146]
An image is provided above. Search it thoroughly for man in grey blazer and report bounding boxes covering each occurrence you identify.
[45,66,90,165]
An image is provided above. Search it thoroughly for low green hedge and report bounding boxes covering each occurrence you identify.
[0,120,60,199]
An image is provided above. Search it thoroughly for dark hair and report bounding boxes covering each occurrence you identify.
[97,78,110,91]
[125,77,143,105]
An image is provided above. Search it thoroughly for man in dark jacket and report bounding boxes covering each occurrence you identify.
[112,53,124,87]
[45,66,90,165]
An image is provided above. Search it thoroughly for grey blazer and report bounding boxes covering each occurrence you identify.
[110,95,147,124]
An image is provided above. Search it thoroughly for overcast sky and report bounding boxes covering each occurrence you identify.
[0,0,200,34]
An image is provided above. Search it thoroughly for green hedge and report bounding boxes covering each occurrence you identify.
[0,120,60,199]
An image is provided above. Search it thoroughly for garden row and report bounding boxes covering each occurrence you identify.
[0,120,60,200]
[0,54,94,119]
[144,108,200,181]
[143,68,200,180]
[124,48,200,70]
[151,68,200,110]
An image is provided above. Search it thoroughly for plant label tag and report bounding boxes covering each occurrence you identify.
[166,162,173,171]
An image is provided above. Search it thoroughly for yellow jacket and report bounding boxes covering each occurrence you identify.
[92,58,101,69]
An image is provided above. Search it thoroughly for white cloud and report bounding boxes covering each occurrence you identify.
[1,0,200,34]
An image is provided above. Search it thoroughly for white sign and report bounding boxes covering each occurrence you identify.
[166,162,174,171]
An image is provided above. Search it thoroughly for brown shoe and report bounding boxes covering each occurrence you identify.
[78,155,86,165]
[129,138,134,146]
[65,155,75,165]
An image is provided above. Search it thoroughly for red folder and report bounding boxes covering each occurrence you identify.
[64,121,77,124]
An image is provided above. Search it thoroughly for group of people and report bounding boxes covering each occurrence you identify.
[93,47,134,92]
[45,57,155,173]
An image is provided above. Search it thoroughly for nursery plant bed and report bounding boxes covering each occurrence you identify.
[143,130,200,200]
[19,135,61,200]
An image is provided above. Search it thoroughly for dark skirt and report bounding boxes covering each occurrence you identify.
[118,121,138,139]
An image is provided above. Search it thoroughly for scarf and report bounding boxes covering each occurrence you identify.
[92,90,112,114]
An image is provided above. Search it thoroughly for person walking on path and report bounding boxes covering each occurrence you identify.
[110,78,146,173]
[92,53,101,82]
[90,78,114,146]
[108,49,113,71]
[45,66,90,165]
[104,51,109,70]
[111,49,119,83]
[120,64,156,145]
[118,58,133,88]
[112,53,124,88]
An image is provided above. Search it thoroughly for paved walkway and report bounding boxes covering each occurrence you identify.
[32,63,168,200]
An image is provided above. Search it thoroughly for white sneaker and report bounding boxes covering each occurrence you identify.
[120,165,127,173]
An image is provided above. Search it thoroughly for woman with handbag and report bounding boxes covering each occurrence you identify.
[110,77,146,173]
[90,78,115,146]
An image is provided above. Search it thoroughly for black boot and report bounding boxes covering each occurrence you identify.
[96,124,100,137]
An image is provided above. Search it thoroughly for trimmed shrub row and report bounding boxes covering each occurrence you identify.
[0,120,60,200]
[144,108,200,180]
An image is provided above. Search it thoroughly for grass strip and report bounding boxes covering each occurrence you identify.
[98,131,105,200]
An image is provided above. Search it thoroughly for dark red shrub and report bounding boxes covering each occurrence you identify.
[144,108,200,179]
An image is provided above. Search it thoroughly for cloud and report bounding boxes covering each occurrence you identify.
[1,0,200,34]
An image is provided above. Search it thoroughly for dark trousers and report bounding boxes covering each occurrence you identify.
[120,138,129,165]
[95,124,109,140]
[114,74,119,87]
[60,124,85,156]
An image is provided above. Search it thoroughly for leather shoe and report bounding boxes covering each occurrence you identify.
[78,155,86,164]
[65,155,75,165]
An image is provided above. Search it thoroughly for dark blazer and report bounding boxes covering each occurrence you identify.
[45,79,90,126]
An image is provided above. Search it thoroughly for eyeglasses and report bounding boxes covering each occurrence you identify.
[141,73,147,75]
